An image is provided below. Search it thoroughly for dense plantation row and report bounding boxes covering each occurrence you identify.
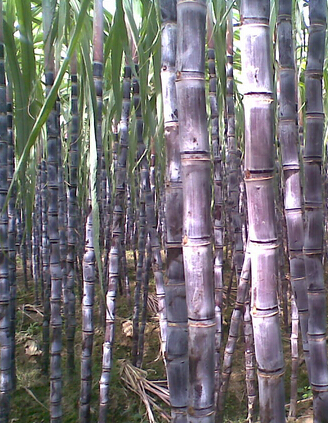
[1,0,328,422]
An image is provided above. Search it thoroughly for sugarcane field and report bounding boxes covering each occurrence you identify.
[2,0,328,422]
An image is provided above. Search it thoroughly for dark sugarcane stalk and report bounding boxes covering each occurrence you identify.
[47,62,63,423]
[132,174,138,272]
[121,238,130,304]
[125,183,133,251]
[136,235,151,369]
[207,13,223,414]
[176,1,215,421]
[36,166,42,301]
[93,0,104,240]
[143,156,167,361]
[79,205,95,423]
[134,119,168,367]
[131,59,148,367]
[7,89,16,391]
[21,208,28,290]
[217,248,251,423]
[131,186,146,366]
[289,295,298,420]
[43,0,63,419]
[243,283,257,422]
[150,137,156,200]
[0,1,10,418]
[58,137,67,351]
[128,59,168,360]
[241,0,286,420]
[98,60,131,423]
[66,53,78,373]
[160,0,188,421]
[102,123,118,325]
[303,1,328,420]
[225,6,243,286]
[277,0,311,382]
[56,90,67,353]
[41,155,51,375]
[32,205,40,304]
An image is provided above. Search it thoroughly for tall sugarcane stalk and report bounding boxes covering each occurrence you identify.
[136,235,151,368]
[241,1,285,420]
[32,198,40,304]
[132,181,146,366]
[303,1,328,420]
[207,12,223,414]
[66,53,78,373]
[131,61,147,367]
[160,0,188,421]
[176,1,215,421]
[277,0,310,389]
[41,154,51,375]
[93,0,105,241]
[98,59,131,423]
[0,1,10,419]
[43,0,63,420]
[7,87,16,392]
[80,204,95,423]
[225,5,243,288]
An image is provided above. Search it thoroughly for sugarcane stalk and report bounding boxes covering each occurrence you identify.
[79,204,95,423]
[0,2,10,419]
[176,1,215,421]
[303,1,328,420]
[289,295,298,420]
[160,0,188,421]
[41,154,51,375]
[43,0,63,419]
[98,59,131,423]
[277,0,310,385]
[136,236,151,368]
[93,0,105,245]
[207,12,223,416]
[7,87,16,392]
[66,53,78,373]
[241,1,286,420]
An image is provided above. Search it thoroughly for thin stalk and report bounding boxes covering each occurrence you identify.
[218,248,252,423]
[43,0,63,419]
[98,60,131,423]
[207,12,223,415]
[79,205,95,423]
[66,53,78,373]
[7,87,16,391]
[0,1,11,419]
